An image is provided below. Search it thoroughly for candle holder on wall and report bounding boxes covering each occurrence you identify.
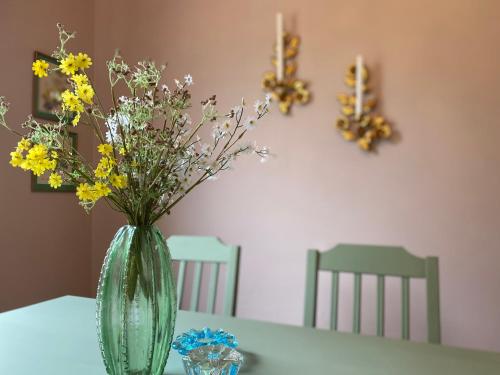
[262,15,311,115]
[334,61,392,152]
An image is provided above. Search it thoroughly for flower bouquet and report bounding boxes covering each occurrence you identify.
[0,24,269,375]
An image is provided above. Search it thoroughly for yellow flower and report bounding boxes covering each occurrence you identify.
[94,157,115,178]
[27,144,48,158]
[32,59,49,78]
[60,53,78,75]
[31,164,45,176]
[94,168,107,179]
[76,83,94,104]
[48,159,57,170]
[94,182,111,198]
[51,151,58,159]
[72,112,81,126]
[75,52,92,70]
[119,147,126,156]
[16,138,31,152]
[76,183,92,201]
[48,173,63,189]
[20,159,31,171]
[110,174,127,189]
[97,143,113,156]
[9,151,23,167]
[30,160,52,176]
[61,90,84,113]
[77,182,110,203]
[21,144,54,176]
[71,74,89,87]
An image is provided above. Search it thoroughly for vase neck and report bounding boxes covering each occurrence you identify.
[121,224,160,237]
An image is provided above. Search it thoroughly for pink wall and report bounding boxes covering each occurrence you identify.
[0,1,95,311]
[2,0,500,353]
[90,0,500,352]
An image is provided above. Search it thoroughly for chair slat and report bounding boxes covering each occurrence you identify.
[223,248,240,316]
[425,257,441,344]
[176,260,187,309]
[329,271,339,330]
[377,275,385,337]
[304,250,319,327]
[402,276,410,340]
[207,263,220,314]
[190,262,203,311]
[353,273,362,334]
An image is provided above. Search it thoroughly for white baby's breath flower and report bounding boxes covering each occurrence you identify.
[254,144,270,163]
[184,74,193,86]
[145,90,154,106]
[254,99,264,113]
[179,113,192,126]
[239,141,254,154]
[231,105,243,117]
[265,93,272,105]
[200,143,213,156]
[186,144,196,156]
[105,130,117,144]
[221,120,231,131]
[161,84,170,94]
[205,161,219,179]
[244,116,257,131]
[212,124,224,139]
[203,102,217,119]
[105,113,130,143]
[259,147,270,163]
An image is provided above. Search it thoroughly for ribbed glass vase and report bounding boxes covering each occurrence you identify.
[96,225,177,375]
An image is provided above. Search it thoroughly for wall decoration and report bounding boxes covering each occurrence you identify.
[261,13,311,115]
[334,55,392,152]
[31,132,78,192]
[33,51,73,122]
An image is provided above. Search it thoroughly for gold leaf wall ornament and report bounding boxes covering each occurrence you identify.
[262,33,311,115]
[334,62,392,152]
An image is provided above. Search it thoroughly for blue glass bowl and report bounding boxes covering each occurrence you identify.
[182,345,243,375]
[172,327,239,356]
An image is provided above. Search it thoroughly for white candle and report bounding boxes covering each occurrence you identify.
[276,13,284,82]
[355,54,363,120]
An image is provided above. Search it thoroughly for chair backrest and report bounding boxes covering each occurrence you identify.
[167,235,240,316]
[304,244,440,344]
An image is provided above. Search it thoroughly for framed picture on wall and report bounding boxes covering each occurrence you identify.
[31,132,78,192]
[32,51,72,122]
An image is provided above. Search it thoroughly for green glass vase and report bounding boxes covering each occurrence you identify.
[96,225,177,375]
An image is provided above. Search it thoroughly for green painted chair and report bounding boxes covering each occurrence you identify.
[304,244,441,344]
[167,235,240,316]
